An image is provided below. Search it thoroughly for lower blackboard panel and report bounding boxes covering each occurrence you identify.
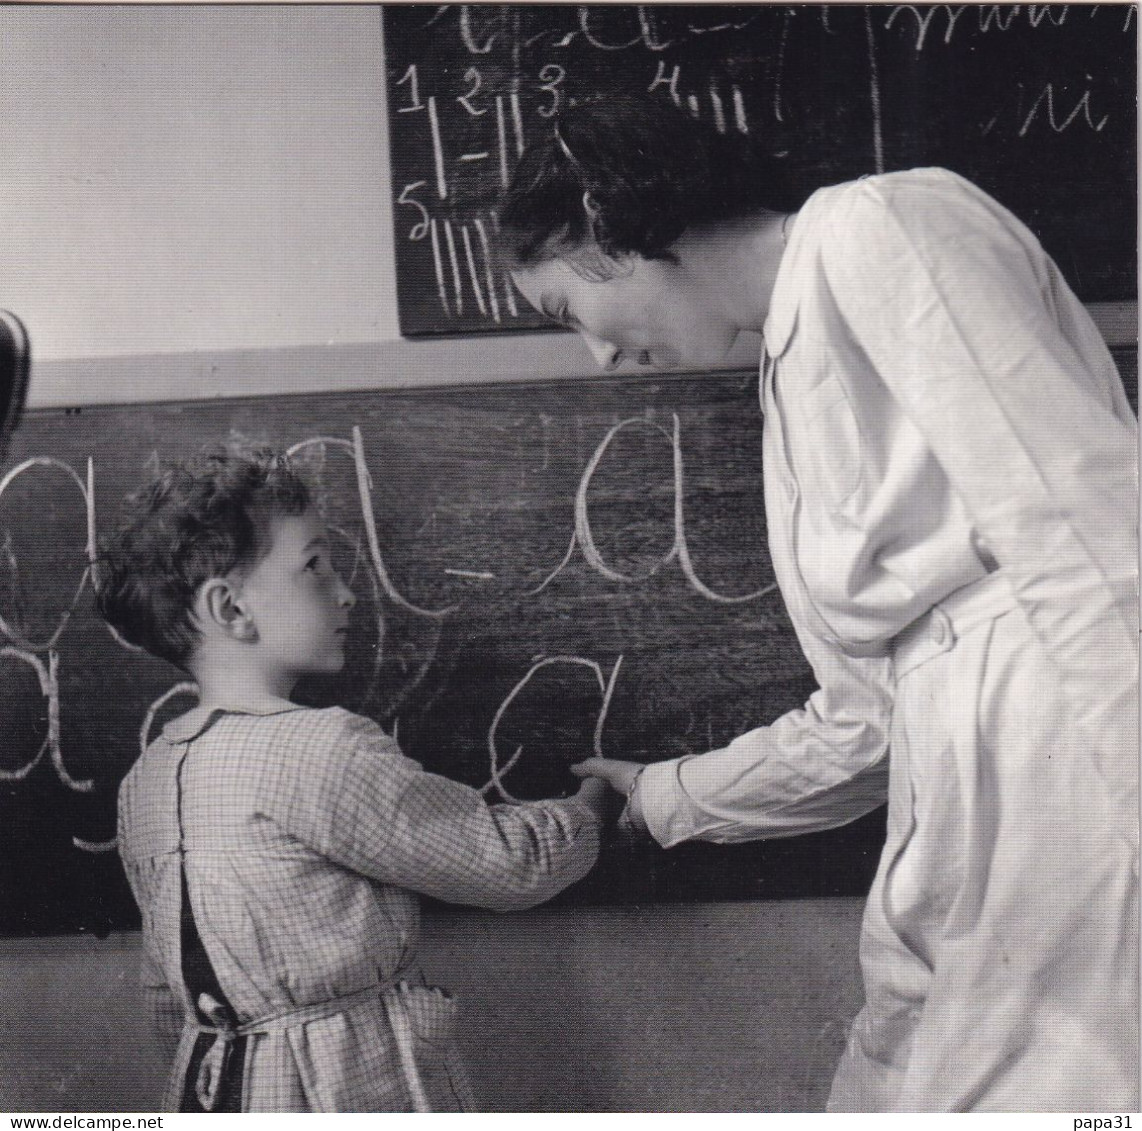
[0,355,1133,935]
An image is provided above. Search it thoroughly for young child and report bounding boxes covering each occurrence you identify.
[96,447,607,1113]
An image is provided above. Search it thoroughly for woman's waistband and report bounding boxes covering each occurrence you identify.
[892,570,1019,678]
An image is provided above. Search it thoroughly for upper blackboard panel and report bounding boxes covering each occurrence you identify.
[384,4,1137,337]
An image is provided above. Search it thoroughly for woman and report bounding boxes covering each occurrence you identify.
[497,97,1138,1111]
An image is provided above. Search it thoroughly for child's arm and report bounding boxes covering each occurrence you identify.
[285,712,607,912]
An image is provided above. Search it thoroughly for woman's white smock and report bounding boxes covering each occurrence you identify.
[636,168,1139,1110]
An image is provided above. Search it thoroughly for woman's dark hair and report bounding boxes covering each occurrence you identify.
[496,94,789,268]
[93,446,311,671]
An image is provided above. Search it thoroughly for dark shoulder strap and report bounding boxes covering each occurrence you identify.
[174,740,248,1114]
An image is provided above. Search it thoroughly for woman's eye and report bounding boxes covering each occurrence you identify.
[306,556,323,572]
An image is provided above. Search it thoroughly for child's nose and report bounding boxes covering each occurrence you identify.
[337,577,356,609]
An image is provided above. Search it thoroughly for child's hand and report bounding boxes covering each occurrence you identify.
[570,757,642,795]
[572,775,611,821]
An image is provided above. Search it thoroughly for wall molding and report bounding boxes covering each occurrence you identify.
[25,301,1137,412]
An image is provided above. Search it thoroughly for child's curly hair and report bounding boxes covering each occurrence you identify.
[93,446,311,671]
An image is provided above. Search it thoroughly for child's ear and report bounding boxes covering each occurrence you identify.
[196,578,257,642]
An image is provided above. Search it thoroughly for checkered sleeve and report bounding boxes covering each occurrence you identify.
[315,712,601,911]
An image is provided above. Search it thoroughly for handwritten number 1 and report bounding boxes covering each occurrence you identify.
[395,64,425,113]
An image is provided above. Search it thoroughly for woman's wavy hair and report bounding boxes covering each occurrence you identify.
[496,94,791,272]
[93,445,311,671]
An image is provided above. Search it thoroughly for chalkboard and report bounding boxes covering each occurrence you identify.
[2,351,1136,935]
[0,374,832,935]
[384,3,1137,337]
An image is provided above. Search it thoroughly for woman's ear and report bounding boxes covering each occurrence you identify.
[195,578,257,642]
[565,243,636,283]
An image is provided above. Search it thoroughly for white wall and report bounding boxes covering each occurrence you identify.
[2,6,399,361]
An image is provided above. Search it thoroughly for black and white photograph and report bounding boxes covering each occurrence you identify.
[0,1,1136,1116]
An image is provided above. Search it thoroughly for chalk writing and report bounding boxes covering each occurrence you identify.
[394,64,426,113]
[864,8,885,175]
[0,647,91,793]
[0,457,93,651]
[1018,81,1110,136]
[396,182,431,241]
[428,97,447,200]
[458,5,500,56]
[886,5,971,49]
[457,67,489,117]
[885,4,1074,51]
[0,409,778,860]
[484,653,623,801]
[386,4,1134,334]
[428,218,449,316]
[537,64,565,118]
[570,414,778,604]
[139,681,200,753]
[772,9,792,126]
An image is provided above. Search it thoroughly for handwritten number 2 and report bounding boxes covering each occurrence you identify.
[457,67,488,116]
[398,182,431,240]
[537,64,566,119]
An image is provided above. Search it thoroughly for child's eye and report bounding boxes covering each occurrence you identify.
[305,555,323,572]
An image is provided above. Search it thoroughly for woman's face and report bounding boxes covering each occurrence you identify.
[511,253,739,371]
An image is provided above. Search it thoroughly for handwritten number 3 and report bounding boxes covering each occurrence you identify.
[537,65,565,119]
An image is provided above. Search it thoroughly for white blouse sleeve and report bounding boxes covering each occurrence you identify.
[637,629,892,848]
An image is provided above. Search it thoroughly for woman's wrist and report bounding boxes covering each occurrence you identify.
[618,766,647,833]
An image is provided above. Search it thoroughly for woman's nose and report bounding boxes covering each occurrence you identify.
[337,577,357,609]
[580,332,622,371]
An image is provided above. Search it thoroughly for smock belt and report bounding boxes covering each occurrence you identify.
[185,978,456,1113]
[892,570,1018,678]
[190,983,383,1110]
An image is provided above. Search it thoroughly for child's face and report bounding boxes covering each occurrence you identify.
[237,509,356,691]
